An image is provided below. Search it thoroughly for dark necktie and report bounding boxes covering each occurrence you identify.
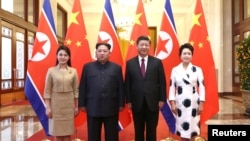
[141,58,145,77]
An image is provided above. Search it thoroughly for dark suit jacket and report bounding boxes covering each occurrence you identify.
[78,61,124,117]
[125,55,166,112]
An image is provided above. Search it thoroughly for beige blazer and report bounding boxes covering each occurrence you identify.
[44,65,79,99]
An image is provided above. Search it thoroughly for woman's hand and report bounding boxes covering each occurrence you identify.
[198,102,204,115]
[74,107,79,116]
[171,104,178,115]
[170,101,177,115]
[46,107,52,118]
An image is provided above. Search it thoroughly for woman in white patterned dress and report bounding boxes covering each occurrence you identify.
[169,43,205,141]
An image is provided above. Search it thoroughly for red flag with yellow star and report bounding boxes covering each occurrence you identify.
[188,0,219,124]
[64,0,92,127]
[125,0,154,62]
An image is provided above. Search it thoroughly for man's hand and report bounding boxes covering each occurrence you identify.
[79,107,86,112]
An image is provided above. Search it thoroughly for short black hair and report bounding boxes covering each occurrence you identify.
[95,42,111,50]
[179,43,194,57]
[136,35,151,45]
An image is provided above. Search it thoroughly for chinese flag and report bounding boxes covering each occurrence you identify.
[155,0,179,134]
[97,0,131,130]
[124,0,154,63]
[64,0,92,127]
[188,0,219,124]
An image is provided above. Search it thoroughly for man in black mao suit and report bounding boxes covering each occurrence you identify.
[125,36,166,141]
[78,43,124,141]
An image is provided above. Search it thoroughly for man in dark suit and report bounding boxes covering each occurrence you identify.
[125,35,166,141]
[78,42,124,141]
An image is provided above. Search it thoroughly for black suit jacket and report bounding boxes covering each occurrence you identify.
[78,61,124,117]
[125,55,166,112]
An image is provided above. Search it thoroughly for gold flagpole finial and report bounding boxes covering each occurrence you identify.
[194,136,207,141]
[164,137,175,141]
[42,131,51,141]
[72,127,83,141]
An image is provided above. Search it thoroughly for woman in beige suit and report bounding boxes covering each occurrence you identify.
[44,45,79,141]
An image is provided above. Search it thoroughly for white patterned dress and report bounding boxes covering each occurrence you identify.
[169,63,205,139]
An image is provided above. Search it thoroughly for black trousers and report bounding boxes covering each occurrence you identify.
[132,98,159,141]
[87,115,119,141]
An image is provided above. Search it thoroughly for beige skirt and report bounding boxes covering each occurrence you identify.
[48,92,74,136]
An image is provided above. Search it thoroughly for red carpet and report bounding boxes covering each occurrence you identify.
[26,113,207,141]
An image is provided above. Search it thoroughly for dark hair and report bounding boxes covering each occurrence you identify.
[56,45,71,66]
[179,43,194,57]
[136,35,151,45]
[95,42,111,50]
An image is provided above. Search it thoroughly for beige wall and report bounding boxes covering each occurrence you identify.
[51,0,231,93]
[222,0,233,93]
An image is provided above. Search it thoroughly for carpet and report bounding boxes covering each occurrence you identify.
[26,113,207,141]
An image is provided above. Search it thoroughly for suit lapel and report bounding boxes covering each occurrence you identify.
[185,63,195,83]
[144,56,154,78]
[176,63,191,84]
[132,57,142,77]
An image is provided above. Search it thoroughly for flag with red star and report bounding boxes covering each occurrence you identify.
[188,0,219,124]
[97,0,123,65]
[155,0,179,134]
[97,0,131,131]
[64,0,92,127]
[24,0,58,135]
